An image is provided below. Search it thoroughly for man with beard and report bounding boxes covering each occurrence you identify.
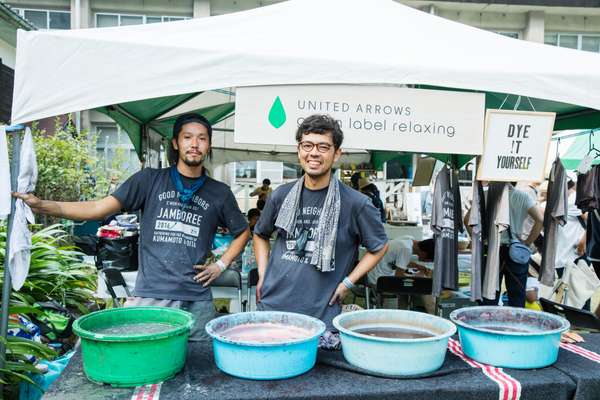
[253,114,388,332]
[13,113,250,340]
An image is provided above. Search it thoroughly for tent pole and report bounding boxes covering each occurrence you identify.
[0,126,23,390]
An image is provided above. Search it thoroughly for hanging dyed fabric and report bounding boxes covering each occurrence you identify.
[468,181,486,302]
[431,166,459,297]
[540,158,568,286]
[8,128,38,290]
[482,182,510,300]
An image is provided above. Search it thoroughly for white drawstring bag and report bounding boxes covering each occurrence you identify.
[553,258,600,309]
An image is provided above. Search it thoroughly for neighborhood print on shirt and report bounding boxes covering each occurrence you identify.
[153,190,211,248]
[281,205,321,265]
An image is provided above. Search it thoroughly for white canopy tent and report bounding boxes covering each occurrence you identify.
[11,0,600,127]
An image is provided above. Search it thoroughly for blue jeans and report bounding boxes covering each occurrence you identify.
[481,245,528,308]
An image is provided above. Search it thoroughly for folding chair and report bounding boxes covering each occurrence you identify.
[211,269,243,313]
[375,276,433,310]
[101,267,132,307]
[348,275,373,309]
[246,268,260,312]
[540,297,600,332]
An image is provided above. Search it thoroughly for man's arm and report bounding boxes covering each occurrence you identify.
[253,234,271,302]
[329,243,389,305]
[523,205,544,246]
[12,192,122,221]
[194,228,251,287]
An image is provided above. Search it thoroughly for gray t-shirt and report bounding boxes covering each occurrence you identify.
[468,181,485,302]
[540,159,568,286]
[500,187,536,244]
[254,182,387,329]
[112,167,248,301]
[431,166,460,297]
[482,182,510,300]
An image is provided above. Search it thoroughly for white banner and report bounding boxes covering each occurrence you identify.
[477,110,556,182]
[234,85,485,154]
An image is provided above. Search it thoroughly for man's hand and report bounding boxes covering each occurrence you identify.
[12,192,44,212]
[193,263,223,287]
[256,277,264,303]
[329,282,349,306]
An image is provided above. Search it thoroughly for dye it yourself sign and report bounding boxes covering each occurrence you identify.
[477,110,556,182]
[234,85,485,155]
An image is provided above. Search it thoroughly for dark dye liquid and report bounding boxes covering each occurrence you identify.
[478,325,533,333]
[353,327,435,339]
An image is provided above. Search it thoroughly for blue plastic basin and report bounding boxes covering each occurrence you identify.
[205,311,325,380]
[450,306,570,369]
[333,310,456,376]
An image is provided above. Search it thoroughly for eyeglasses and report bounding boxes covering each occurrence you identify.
[298,141,333,153]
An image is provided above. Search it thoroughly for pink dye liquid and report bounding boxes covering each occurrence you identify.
[220,322,313,343]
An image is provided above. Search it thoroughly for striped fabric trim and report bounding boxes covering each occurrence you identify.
[131,383,162,400]
[448,338,522,400]
[560,342,600,363]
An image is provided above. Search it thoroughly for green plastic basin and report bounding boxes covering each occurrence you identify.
[73,306,194,387]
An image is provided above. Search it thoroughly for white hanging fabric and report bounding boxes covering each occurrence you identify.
[8,128,38,290]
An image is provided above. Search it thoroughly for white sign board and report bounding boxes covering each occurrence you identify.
[477,110,556,182]
[234,85,485,154]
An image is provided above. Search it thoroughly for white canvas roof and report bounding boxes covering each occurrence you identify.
[11,0,600,124]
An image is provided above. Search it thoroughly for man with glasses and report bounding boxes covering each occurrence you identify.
[253,114,388,332]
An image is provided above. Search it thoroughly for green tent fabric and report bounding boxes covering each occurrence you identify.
[97,86,598,166]
[561,129,600,170]
[95,92,234,158]
[371,151,474,170]
[369,87,600,170]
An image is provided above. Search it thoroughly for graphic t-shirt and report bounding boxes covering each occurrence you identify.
[254,182,387,329]
[431,166,460,297]
[112,167,248,301]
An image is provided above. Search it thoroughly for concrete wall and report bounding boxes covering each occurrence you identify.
[90,0,193,16]
[0,37,15,69]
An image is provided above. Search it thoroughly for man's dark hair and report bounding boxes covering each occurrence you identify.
[416,238,435,261]
[247,208,261,220]
[567,179,575,190]
[296,114,343,149]
[168,113,213,165]
[262,178,271,186]
[256,199,266,210]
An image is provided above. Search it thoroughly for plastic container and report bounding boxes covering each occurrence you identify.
[450,306,569,369]
[333,309,456,376]
[205,311,325,380]
[73,307,194,387]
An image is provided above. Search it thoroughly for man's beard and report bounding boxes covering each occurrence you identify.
[182,155,204,167]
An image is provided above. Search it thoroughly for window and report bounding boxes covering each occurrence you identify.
[283,163,303,180]
[235,161,257,180]
[95,13,190,27]
[545,33,600,53]
[13,8,70,30]
[496,31,520,39]
[94,124,140,176]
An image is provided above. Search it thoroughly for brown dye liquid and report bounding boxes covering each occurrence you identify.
[353,327,435,339]
[478,325,533,333]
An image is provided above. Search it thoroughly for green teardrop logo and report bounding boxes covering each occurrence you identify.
[268,96,286,129]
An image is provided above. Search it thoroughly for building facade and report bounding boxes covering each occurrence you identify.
[4,0,600,190]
